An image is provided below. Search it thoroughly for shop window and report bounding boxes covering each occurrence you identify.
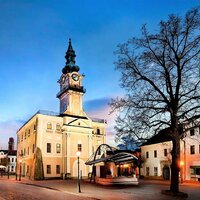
[47,165,51,174]
[56,165,60,174]
[56,144,61,153]
[190,145,195,154]
[77,144,82,152]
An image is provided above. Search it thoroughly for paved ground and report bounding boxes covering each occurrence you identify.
[0,175,200,200]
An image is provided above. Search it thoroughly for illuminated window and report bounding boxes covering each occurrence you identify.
[47,165,51,174]
[77,144,82,152]
[56,165,60,174]
[56,144,61,153]
[47,122,52,130]
[47,143,51,153]
[56,123,61,131]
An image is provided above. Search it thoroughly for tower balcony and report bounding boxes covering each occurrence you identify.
[56,85,86,98]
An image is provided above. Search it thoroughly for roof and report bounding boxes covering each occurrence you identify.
[0,150,17,156]
[85,152,138,165]
[141,127,183,146]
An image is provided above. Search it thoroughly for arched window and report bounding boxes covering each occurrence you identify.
[56,123,61,131]
[97,128,100,135]
[47,122,52,130]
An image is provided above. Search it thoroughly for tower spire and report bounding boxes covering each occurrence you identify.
[62,39,80,74]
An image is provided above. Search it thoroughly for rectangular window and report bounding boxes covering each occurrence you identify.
[24,148,26,156]
[146,152,149,159]
[47,165,51,174]
[47,122,52,130]
[12,158,14,162]
[28,129,30,137]
[190,129,195,136]
[146,167,149,176]
[27,165,29,174]
[8,158,10,162]
[77,144,82,152]
[190,145,195,154]
[164,149,167,157]
[28,147,29,155]
[32,144,35,153]
[11,166,14,172]
[56,144,61,153]
[24,132,26,140]
[34,124,36,131]
[154,150,157,158]
[47,143,51,153]
[154,167,158,176]
[56,165,60,174]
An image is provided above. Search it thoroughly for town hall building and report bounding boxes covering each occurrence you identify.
[16,39,106,180]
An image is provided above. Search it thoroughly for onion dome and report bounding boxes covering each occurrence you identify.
[62,39,80,74]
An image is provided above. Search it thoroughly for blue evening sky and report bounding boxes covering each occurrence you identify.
[0,0,199,149]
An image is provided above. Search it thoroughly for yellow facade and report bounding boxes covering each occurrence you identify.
[16,40,106,180]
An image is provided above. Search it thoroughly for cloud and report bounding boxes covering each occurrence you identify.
[84,97,117,147]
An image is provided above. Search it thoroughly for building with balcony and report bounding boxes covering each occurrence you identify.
[16,39,106,180]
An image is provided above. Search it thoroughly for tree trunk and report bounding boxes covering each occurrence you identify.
[170,136,180,193]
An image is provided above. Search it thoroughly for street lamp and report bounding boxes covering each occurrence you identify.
[19,159,22,181]
[76,151,81,193]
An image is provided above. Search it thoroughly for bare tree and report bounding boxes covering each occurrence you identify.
[111,7,200,193]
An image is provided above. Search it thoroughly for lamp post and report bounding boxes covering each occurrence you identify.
[76,151,81,193]
[19,159,22,181]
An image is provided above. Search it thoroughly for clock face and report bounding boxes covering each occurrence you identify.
[72,74,79,81]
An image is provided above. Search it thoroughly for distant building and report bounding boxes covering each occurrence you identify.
[0,137,17,173]
[16,39,106,180]
[140,117,200,182]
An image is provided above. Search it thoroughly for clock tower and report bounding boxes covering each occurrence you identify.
[57,39,86,115]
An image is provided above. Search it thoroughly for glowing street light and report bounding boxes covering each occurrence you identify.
[76,151,81,193]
